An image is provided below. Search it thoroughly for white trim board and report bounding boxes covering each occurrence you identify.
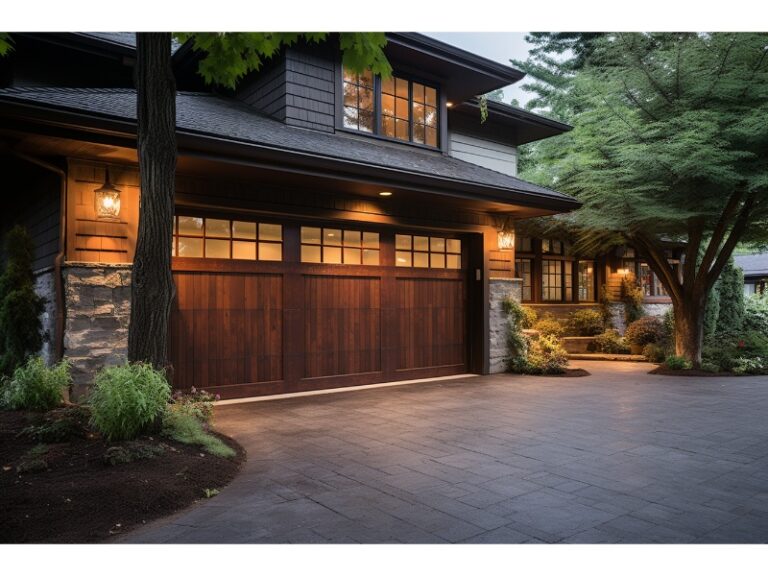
[215,373,479,406]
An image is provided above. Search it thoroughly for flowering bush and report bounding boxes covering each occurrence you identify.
[732,357,768,375]
[624,316,665,346]
[169,387,220,423]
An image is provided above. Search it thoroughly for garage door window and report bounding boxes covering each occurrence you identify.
[301,227,380,265]
[396,234,461,269]
[173,216,282,261]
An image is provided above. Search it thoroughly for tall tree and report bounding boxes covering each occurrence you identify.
[128,33,391,369]
[529,33,768,366]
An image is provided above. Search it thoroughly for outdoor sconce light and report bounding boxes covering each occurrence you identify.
[94,169,122,221]
[495,216,515,251]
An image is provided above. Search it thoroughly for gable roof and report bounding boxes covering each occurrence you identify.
[734,253,768,277]
[0,87,579,212]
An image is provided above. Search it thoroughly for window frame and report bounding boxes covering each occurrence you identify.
[338,64,442,150]
[172,214,283,262]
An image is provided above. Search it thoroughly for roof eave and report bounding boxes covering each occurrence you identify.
[0,98,580,214]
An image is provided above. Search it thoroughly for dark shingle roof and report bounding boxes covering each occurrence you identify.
[735,253,768,277]
[0,87,577,206]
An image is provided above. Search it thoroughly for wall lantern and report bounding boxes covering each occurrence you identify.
[94,169,122,221]
[495,216,515,251]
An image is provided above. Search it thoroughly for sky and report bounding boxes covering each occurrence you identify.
[424,32,534,106]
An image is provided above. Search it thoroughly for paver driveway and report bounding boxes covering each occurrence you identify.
[122,361,768,543]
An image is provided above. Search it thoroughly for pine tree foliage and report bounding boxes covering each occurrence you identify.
[0,226,44,376]
[517,33,768,365]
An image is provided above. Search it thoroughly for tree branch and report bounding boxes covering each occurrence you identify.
[630,232,683,306]
[705,193,756,292]
[684,217,703,289]
[695,186,745,287]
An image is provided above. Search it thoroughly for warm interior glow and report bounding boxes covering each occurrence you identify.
[379,191,393,197]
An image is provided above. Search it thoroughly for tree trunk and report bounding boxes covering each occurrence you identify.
[128,33,177,369]
[674,296,706,368]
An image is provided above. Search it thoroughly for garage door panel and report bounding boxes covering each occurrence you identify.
[397,277,465,370]
[170,271,283,390]
[304,275,382,379]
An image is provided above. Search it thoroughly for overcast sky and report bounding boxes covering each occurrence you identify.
[424,32,534,106]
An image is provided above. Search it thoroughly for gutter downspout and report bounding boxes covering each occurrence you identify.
[11,151,67,362]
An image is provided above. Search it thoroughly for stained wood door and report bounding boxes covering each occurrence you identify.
[169,226,469,399]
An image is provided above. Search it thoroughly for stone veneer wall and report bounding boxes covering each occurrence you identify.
[610,301,673,333]
[33,268,57,366]
[489,278,522,373]
[63,263,131,398]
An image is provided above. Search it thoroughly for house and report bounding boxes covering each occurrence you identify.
[735,253,768,296]
[0,32,619,400]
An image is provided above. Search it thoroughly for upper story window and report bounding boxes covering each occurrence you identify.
[342,68,375,133]
[342,66,440,148]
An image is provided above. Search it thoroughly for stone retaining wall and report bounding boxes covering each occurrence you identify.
[489,278,522,374]
[63,263,131,398]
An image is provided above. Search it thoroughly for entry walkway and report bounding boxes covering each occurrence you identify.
[122,362,768,543]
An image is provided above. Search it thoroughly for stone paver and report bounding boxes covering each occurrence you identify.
[121,361,768,543]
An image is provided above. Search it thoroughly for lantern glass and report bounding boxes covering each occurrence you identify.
[497,229,515,251]
[94,188,121,220]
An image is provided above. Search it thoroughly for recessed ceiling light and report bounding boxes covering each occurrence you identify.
[379,191,393,197]
[446,101,453,108]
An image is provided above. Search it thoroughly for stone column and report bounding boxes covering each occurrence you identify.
[63,263,131,398]
[489,277,522,373]
[33,269,57,366]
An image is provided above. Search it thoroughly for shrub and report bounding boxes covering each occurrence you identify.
[703,281,721,343]
[520,306,538,329]
[568,309,604,336]
[732,357,768,375]
[620,274,645,326]
[701,361,721,373]
[509,333,569,375]
[532,313,565,338]
[170,387,219,423]
[642,343,666,363]
[625,316,665,347]
[0,226,45,376]
[665,355,692,370]
[162,409,236,458]
[715,258,744,337]
[0,357,70,411]
[744,292,768,335]
[593,329,630,354]
[526,334,569,374]
[89,363,171,441]
[598,285,614,329]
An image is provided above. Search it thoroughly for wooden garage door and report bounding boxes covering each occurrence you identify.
[169,218,468,399]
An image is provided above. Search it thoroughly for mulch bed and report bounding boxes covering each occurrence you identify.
[0,408,244,543]
[649,366,748,377]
